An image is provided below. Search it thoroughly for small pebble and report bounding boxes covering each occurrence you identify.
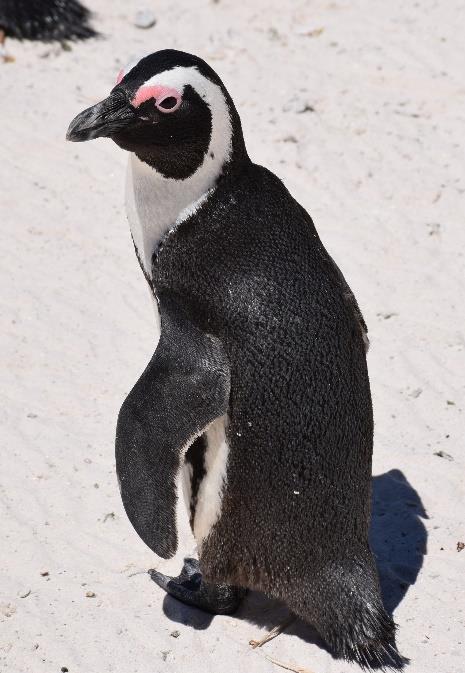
[40,571,49,577]
[434,450,454,461]
[457,541,464,552]
[85,591,96,598]
[61,667,69,672]
[295,26,325,37]
[134,10,157,29]
[170,630,180,638]
[297,103,315,113]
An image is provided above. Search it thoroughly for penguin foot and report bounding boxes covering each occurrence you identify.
[149,557,245,615]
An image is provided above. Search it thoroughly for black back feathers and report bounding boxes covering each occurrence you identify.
[0,0,97,42]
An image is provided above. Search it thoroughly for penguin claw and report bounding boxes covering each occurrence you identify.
[149,557,245,615]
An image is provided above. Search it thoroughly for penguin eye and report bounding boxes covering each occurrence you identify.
[155,95,181,114]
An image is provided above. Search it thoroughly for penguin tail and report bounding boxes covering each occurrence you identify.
[287,556,408,670]
[326,598,407,671]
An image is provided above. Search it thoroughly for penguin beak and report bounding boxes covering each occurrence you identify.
[66,93,136,142]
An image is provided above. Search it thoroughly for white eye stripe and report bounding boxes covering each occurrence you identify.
[141,66,232,166]
[117,61,232,170]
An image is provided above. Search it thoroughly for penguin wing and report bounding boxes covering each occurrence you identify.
[115,291,230,559]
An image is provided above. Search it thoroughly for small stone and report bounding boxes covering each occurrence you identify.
[268,27,281,42]
[19,589,31,598]
[40,571,49,577]
[61,667,69,672]
[85,591,96,598]
[170,630,180,638]
[409,388,422,399]
[295,26,325,37]
[0,603,16,618]
[446,400,455,405]
[297,103,315,113]
[134,10,157,29]
[434,450,454,461]
[457,541,465,552]
[27,413,38,419]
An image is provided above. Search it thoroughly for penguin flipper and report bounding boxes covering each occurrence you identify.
[115,291,230,560]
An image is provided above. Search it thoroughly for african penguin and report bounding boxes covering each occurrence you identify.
[0,0,96,42]
[67,49,404,669]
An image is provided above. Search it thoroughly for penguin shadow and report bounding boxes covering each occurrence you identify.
[161,469,428,647]
[370,468,428,614]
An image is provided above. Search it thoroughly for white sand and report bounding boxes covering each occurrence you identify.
[1,1,464,671]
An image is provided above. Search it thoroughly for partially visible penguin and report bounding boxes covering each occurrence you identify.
[67,50,405,669]
[0,0,97,62]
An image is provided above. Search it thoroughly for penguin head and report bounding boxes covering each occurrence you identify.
[67,49,246,180]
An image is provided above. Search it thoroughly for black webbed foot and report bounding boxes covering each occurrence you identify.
[149,557,245,615]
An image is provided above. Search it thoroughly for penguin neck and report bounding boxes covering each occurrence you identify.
[126,154,209,278]
[125,106,248,281]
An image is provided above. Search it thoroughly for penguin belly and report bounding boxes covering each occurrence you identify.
[192,417,229,544]
[182,418,230,545]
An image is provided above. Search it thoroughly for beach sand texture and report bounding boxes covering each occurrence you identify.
[1,1,464,671]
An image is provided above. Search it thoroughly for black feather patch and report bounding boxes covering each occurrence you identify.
[0,0,97,42]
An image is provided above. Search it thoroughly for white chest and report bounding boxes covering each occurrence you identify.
[125,154,215,280]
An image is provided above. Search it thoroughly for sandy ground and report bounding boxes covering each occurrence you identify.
[1,1,464,672]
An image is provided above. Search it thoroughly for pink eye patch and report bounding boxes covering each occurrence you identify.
[131,85,182,113]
